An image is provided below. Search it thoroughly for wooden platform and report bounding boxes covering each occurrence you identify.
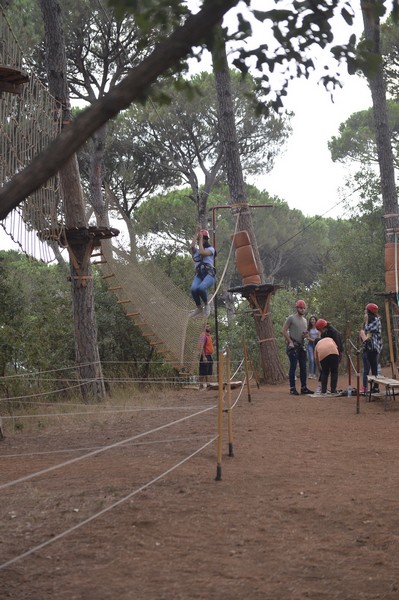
[0,64,29,94]
[367,375,399,410]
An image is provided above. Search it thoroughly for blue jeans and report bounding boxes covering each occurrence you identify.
[362,349,370,388]
[287,346,307,389]
[191,273,215,306]
[307,344,317,376]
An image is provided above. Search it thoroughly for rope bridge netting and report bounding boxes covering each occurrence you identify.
[0,6,64,262]
[98,241,204,374]
[0,8,243,376]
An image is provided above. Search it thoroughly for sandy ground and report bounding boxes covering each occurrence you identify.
[1,373,399,599]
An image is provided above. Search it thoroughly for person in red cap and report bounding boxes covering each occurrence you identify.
[362,303,383,393]
[359,308,371,395]
[314,335,340,394]
[315,318,344,393]
[282,299,313,395]
[315,319,344,360]
[189,226,216,318]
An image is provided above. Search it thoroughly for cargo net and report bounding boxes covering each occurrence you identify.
[0,6,64,263]
[100,242,204,374]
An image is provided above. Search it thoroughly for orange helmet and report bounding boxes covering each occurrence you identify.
[295,299,306,309]
[199,229,209,238]
[316,318,328,330]
[366,303,378,315]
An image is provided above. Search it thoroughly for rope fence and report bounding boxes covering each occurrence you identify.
[0,370,248,570]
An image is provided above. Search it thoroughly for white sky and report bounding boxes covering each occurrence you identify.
[252,73,371,218]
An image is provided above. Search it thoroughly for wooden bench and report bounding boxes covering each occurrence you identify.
[367,375,399,410]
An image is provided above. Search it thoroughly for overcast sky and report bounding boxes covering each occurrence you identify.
[253,73,371,219]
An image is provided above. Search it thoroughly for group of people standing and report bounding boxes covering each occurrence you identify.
[283,300,383,396]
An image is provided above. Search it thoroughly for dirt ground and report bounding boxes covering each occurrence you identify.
[1,372,399,599]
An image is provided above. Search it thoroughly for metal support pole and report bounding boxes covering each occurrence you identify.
[215,351,224,481]
[226,348,234,457]
[356,335,360,415]
[346,320,351,388]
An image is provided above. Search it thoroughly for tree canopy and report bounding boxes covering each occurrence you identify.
[2,0,399,215]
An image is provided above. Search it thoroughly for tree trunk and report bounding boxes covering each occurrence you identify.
[361,0,399,241]
[212,28,285,383]
[40,0,105,400]
[0,0,240,218]
[89,125,109,227]
[361,0,399,363]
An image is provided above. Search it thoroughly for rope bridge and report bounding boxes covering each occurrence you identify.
[0,6,64,262]
[97,242,203,373]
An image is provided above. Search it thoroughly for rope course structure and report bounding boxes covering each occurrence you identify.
[0,7,64,262]
[95,241,203,373]
[0,7,203,372]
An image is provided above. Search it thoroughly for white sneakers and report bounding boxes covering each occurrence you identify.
[190,304,211,318]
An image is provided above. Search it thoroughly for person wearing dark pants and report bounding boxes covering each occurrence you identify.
[363,303,383,394]
[198,323,214,389]
[282,299,313,395]
[315,336,339,394]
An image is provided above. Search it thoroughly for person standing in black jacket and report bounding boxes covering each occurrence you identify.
[315,319,344,362]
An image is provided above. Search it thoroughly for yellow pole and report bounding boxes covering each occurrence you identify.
[242,336,252,402]
[226,348,234,457]
[215,351,224,481]
[385,297,396,378]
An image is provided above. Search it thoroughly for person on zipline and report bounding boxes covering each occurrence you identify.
[190,226,215,318]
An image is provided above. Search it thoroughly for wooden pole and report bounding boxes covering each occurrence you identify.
[356,336,360,415]
[226,348,234,457]
[242,335,252,402]
[385,297,396,378]
[215,351,224,481]
[346,320,351,388]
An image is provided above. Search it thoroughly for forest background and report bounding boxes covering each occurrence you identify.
[0,0,396,397]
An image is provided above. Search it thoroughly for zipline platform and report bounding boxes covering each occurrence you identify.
[0,64,29,94]
[228,283,284,321]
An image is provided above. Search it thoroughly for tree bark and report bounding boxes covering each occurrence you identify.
[211,28,286,383]
[361,0,399,242]
[40,0,105,400]
[361,0,399,363]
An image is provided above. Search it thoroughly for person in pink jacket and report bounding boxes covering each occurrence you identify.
[314,329,340,394]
